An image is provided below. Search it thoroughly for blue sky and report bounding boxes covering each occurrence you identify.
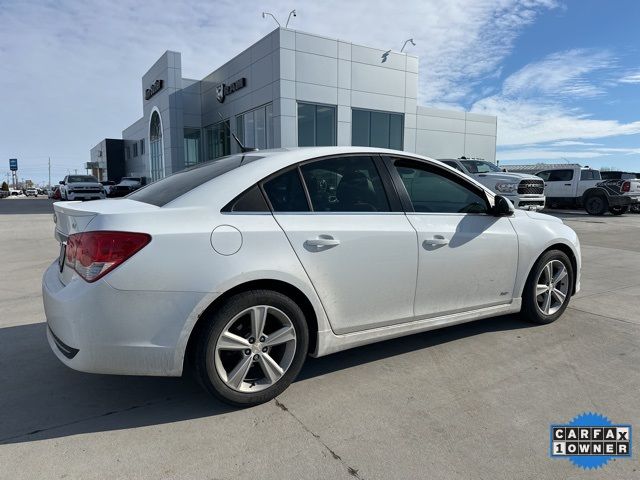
[1,0,639,184]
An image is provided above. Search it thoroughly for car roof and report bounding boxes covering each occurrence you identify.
[169,147,492,209]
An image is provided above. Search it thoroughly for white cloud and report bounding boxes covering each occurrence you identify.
[619,71,640,84]
[498,146,640,161]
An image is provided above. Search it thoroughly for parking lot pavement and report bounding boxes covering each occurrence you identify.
[1,207,639,480]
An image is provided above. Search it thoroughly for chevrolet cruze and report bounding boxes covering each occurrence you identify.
[43,147,581,406]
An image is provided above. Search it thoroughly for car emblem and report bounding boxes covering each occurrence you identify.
[216,83,225,103]
[71,219,77,230]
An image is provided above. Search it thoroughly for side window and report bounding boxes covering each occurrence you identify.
[580,170,601,180]
[223,185,269,212]
[300,156,390,212]
[394,160,488,214]
[548,170,574,182]
[263,168,310,212]
[536,171,551,181]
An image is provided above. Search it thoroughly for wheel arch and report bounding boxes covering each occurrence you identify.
[528,243,578,296]
[183,279,320,372]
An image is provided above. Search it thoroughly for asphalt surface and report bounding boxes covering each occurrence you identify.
[0,197,55,214]
[1,204,639,479]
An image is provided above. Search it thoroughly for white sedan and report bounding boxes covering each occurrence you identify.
[43,147,581,406]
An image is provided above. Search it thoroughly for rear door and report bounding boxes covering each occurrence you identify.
[387,156,518,318]
[264,155,418,334]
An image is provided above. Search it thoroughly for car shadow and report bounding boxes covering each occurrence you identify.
[0,315,532,445]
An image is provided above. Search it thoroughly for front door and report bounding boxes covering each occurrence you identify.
[390,157,519,318]
[263,155,418,334]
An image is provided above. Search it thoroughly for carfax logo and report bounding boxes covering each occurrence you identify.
[550,412,632,470]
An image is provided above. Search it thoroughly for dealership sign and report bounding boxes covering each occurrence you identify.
[145,79,163,100]
[9,158,17,171]
[216,77,247,103]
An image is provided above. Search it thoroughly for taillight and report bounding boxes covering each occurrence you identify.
[65,231,151,282]
[622,181,630,192]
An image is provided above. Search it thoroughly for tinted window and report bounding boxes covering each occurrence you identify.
[580,170,601,180]
[68,175,98,183]
[537,169,574,182]
[298,103,336,147]
[128,154,263,207]
[459,160,500,173]
[224,185,269,212]
[300,156,390,212]
[351,109,404,150]
[394,160,488,214]
[263,169,309,212]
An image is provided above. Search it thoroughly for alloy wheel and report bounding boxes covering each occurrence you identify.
[535,260,569,316]
[212,305,297,393]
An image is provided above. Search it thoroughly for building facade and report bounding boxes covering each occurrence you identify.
[96,28,497,182]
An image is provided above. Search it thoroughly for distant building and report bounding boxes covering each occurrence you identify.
[92,28,497,182]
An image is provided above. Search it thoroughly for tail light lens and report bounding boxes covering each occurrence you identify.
[622,181,630,192]
[65,231,151,282]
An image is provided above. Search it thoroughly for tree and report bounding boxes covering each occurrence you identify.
[1,181,8,191]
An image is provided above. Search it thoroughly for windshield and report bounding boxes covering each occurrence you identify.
[460,160,501,174]
[68,175,99,183]
[128,153,264,207]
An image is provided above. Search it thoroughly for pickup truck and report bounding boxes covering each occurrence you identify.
[59,175,106,201]
[439,157,546,211]
[25,188,39,197]
[505,164,633,215]
[599,171,640,212]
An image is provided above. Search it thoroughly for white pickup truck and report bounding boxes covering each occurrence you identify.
[59,175,106,201]
[505,164,636,215]
[439,157,546,211]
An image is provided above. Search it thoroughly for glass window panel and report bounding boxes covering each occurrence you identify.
[255,107,266,149]
[298,103,316,147]
[389,114,403,150]
[301,156,389,212]
[236,116,244,145]
[266,103,274,148]
[263,168,310,212]
[315,105,336,146]
[244,112,255,148]
[351,109,370,146]
[394,160,488,214]
[370,111,390,148]
[183,128,201,166]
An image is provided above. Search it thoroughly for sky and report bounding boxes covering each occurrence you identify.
[1,0,639,184]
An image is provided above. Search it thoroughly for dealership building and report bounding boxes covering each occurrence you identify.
[90,28,497,182]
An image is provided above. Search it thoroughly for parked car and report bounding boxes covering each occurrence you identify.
[48,185,60,199]
[25,188,39,197]
[440,157,546,211]
[59,175,106,201]
[100,181,116,196]
[506,164,632,215]
[44,147,581,406]
[109,177,144,197]
[598,171,640,212]
[9,189,22,196]
[0,190,9,199]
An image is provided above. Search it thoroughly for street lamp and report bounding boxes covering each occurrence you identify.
[401,38,416,53]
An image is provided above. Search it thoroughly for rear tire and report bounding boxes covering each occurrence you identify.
[521,250,574,325]
[609,206,628,215]
[584,194,608,215]
[194,290,309,407]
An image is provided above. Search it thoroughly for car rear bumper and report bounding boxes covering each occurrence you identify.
[42,261,206,376]
[608,195,632,207]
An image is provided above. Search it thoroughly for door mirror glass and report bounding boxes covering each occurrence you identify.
[492,195,515,216]
[59,181,64,185]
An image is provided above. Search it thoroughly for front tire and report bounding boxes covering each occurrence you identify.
[194,290,309,407]
[521,250,574,325]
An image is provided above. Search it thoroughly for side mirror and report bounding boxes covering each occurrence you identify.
[492,195,515,216]
[59,181,64,185]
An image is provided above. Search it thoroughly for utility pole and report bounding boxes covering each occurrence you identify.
[48,157,51,189]
[74,168,77,174]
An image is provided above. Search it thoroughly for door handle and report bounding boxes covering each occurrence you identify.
[564,183,572,186]
[423,236,449,247]
[305,235,340,247]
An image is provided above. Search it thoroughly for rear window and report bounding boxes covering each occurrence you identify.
[128,154,263,207]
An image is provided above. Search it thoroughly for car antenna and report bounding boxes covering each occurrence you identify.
[217,113,257,154]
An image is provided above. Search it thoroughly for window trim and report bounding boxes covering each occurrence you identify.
[381,154,493,215]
